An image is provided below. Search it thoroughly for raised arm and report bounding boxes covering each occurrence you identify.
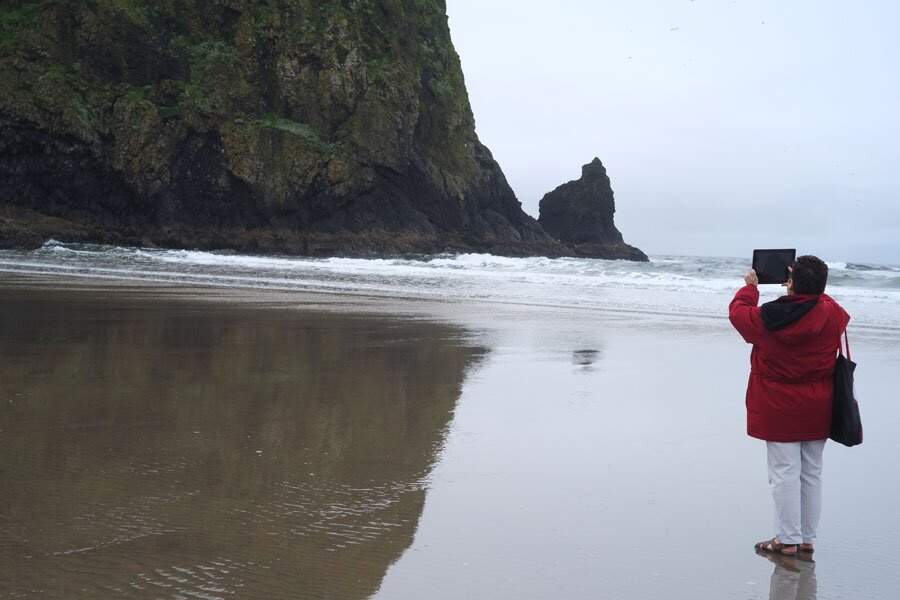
[729,270,765,344]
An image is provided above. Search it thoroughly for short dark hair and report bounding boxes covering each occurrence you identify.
[791,255,828,294]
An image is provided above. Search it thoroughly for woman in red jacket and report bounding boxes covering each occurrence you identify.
[729,255,850,557]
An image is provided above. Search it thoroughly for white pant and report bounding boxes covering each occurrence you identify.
[766,439,827,545]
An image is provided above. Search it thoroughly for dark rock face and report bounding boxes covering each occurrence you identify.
[0,221,42,250]
[0,0,565,257]
[538,158,648,261]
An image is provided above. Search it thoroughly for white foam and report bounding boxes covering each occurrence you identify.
[2,244,898,329]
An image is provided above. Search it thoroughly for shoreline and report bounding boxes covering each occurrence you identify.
[0,270,740,341]
[3,268,897,345]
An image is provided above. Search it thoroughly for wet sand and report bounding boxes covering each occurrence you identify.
[1,274,898,599]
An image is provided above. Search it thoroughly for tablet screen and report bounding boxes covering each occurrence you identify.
[752,249,796,284]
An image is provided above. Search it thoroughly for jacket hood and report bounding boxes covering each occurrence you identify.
[762,293,849,340]
[761,295,819,331]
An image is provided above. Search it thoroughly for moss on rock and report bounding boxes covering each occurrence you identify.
[0,0,591,257]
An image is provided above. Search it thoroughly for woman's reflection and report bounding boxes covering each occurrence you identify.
[759,552,817,600]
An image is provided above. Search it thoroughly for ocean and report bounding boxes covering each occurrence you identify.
[1,240,898,330]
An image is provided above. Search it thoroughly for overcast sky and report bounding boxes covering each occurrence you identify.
[445,0,900,263]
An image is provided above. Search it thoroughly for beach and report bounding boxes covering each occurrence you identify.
[1,271,898,599]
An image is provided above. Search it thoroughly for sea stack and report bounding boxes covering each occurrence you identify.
[538,158,648,261]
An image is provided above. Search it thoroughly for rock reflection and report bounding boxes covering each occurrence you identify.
[572,349,601,373]
[0,284,483,599]
[759,552,817,600]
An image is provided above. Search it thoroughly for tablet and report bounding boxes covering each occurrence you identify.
[752,249,796,284]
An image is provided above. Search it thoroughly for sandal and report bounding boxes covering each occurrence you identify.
[754,537,798,556]
[798,545,815,555]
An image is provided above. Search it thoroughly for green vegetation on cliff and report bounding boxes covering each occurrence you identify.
[0,0,474,180]
[0,0,570,257]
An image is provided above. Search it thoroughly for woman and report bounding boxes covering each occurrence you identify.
[729,255,850,556]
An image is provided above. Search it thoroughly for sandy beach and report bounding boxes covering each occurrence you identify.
[1,274,898,599]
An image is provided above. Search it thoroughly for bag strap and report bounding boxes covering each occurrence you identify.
[838,329,851,360]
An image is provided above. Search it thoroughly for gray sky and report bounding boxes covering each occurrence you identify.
[445,0,900,263]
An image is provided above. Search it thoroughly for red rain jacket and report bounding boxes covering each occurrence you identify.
[729,285,850,442]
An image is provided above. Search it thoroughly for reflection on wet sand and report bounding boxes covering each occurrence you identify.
[0,284,483,599]
[571,349,601,374]
[758,552,817,600]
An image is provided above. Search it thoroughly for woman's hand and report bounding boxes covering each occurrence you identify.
[745,269,759,286]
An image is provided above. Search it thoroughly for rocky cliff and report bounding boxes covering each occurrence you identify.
[0,0,566,256]
[538,158,647,261]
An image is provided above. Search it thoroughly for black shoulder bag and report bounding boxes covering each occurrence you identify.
[830,330,863,447]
